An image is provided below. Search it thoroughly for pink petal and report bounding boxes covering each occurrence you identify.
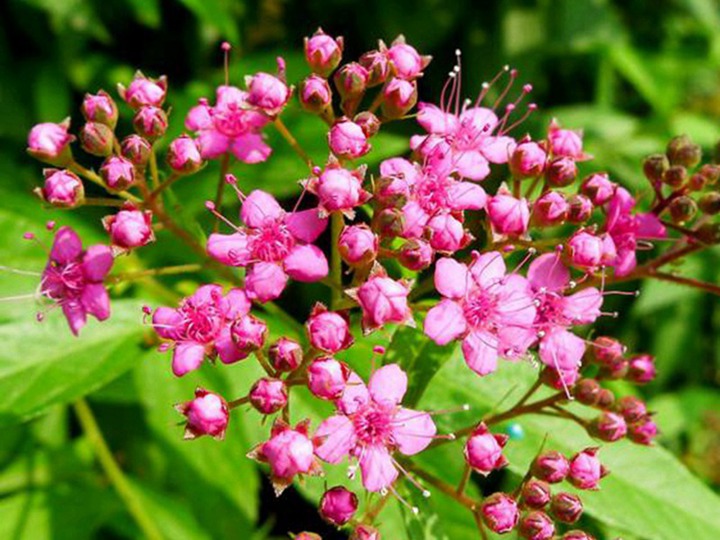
[454,149,490,181]
[314,414,357,464]
[82,244,114,282]
[221,288,251,319]
[527,253,569,292]
[231,133,272,164]
[480,136,516,164]
[245,262,288,303]
[392,407,437,455]
[417,103,459,135]
[196,130,231,159]
[152,307,182,340]
[400,200,430,238]
[216,327,246,364]
[207,232,251,267]
[62,301,87,336]
[446,182,487,211]
[80,283,110,321]
[635,212,667,239]
[613,248,637,277]
[338,372,370,415]
[462,331,499,376]
[359,445,398,492]
[185,103,212,131]
[562,287,602,324]
[459,107,498,134]
[286,208,328,243]
[284,244,329,282]
[424,299,467,346]
[51,226,82,265]
[469,251,506,288]
[368,364,407,406]
[172,342,206,377]
[434,258,471,299]
[539,329,586,372]
[241,190,284,228]
[379,157,420,185]
[191,284,223,305]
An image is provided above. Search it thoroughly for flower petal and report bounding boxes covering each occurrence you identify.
[424,299,467,346]
[172,342,206,377]
[245,262,288,303]
[462,331,499,376]
[446,182,487,211]
[539,329,585,371]
[434,258,471,299]
[231,133,271,164]
[51,226,82,265]
[285,208,328,243]
[469,251,506,288]
[562,287,602,324]
[207,232,251,267]
[527,253,569,292]
[338,372,370,415]
[359,445,398,492]
[392,407,437,456]
[62,300,87,336]
[368,364,407,406]
[80,283,110,321]
[82,245,114,282]
[314,414,357,464]
[241,190,284,228]
[284,244,329,282]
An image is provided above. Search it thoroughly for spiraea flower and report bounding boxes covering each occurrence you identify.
[175,388,229,440]
[27,120,74,165]
[348,267,414,334]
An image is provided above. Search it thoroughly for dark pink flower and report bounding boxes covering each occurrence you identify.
[509,139,546,178]
[568,448,607,489]
[550,492,583,524]
[175,388,229,440]
[319,486,358,526]
[307,357,350,400]
[519,511,555,540]
[487,189,530,237]
[100,156,136,191]
[245,68,291,116]
[102,205,154,252]
[305,29,343,77]
[353,271,413,333]
[305,163,371,218]
[300,75,332,113]
[250,378,288,415]
[38,169,84,208]
[338,224,378,267]
[386,37,430,80]
[27,120,74,165]
[481,493,519,534]
[547,119,589,160]
[531,451,569,484]
[464,422,509,475]
[81,90,118,128]
[167,135,203,173]
[328,119,370,159]
[306,303,353,353]
[118,72,167,108]
[269,337,303,372]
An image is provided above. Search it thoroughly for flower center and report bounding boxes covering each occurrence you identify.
[534,291,566,328]
[179,299,224,343]
[41,262,85,302]
[352,403,395,446]
[250,223,295,262]
[212,104,254,138]
[462,289,499,330]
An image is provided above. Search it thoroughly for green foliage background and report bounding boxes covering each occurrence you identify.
[0,0,719,539]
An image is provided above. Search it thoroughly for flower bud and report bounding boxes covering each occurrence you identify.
[269,337,303,372]
[102,206,154,251]
[616,396,647,423]
[81,90,118,128]
[480,493,519,534]
[531,451,569,483]
[428,213,468,252]
[80,122,114,157]
[626,354,656,384]
[668,195,697,223]
[334,62,369,114]
[546,156,577,187]
[628,417,658,445]
[548,120,584,159]
[338,224,378,267]
[354,111,381,138]
[464,423,509,475]
[518,511,555,540]
[509,140,547,178]
[121,135,152,167]
[573,378,601,406]
[568,231,615,270]
[688,172,708,191]
[257,423,315,481]
[119,73,167,109]
[695,222,720,245]
[319,486,358,526]
[520,479,551,509]
[532,191,568,227]
[359,49,391,87]
[100,156,136,191]
[175,388,229,440]
[596,388,615,409]
[246,71,290,116]
[167,135,203,173]
[581,173,616,205]
[662,164,687,187]
[328,120,370,159]
[307,357,349,400]
[305,29,343,77]
[488,192,530,236]
[566,194,593,223]
[250,378,288,415]
[666,134,702,168]
[350,525,380,540]
[568,448,607,490]
[299,75,332,113]
[541,367,580,391]
[27,120,74,165]
[643,153,669,183]
[387,40,427,80]
[306,305,353,353]
[133,106,168,139]
[561,531,596,540]
[590,411,627,442]
[398,239,434,271]
[356,274,412,331]
[699,192,720,215]
[38,169,83,208]
[374,207,404,238]
[550,492,583,524]
[231,315,268,356]
[699,163,720,184]
[382,78,418,120]
[591,336,624,366]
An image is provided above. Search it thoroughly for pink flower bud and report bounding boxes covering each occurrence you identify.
[541,367,580,391]
[573,378,601,406]
[360,49,391,87]
[387,41,425,80]
[561,531,596,540]
[356,274,412,332]
[567,231,615,271]
[374,207,404,238]
[566,194,594,223]
[531,451,569,483]
[257,423,315,481]
[616,396,647,423]
[306,304,353,353]
[488,192,530,236]
[546,156,578,187]
[548,119,584,159]
[354,111,381,138]
[230,315,268,358]
[119,73,167,109]
[532,191,568,227]
[246,72,290,116]
[100,156,136,191]
[382,78,418,120]
[581,173,616,205]
[591,336,624,367]
[307,357,349,400]
[27,120,74,165]
[398,239,434,271]
[350,525,381,540]
[102,206,154,251]
[481,492,519,534]
[38,169,83,208]
[464,422,509,475]
[175,388,229,440]
[133,106,168,139]
[591,411,627,442]
[81,90,118,128]
[328,120,370,159]
[167,135,203,173]
[428,213,468,252]
[250,378,288,415]
[316,167,368,214]
[299,75,332,113]
[338,224,378,267]
[627,354,656,384]
[509,140,546,178]
[550,492,583,524]
[568,448,606,490]
[596,388,616,410]
[269,337,303,372]
[520,479,552,509]
[121,135,152,166]
[628,417,658,445]
[80,122,114,157]
[304,29,343,77]
[333,62,369,99]
[319,486,358,526]
[519,511,555,540]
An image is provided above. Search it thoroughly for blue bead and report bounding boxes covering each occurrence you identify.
[506,423,524,440]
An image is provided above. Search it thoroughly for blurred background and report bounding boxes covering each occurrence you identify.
[0,0,719,538]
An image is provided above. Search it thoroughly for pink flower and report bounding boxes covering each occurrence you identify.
[567,230,617,272]
[313,364,437,492]
[185,86,272,163]
[230,314,267,355]
[306,163,371,218]
[509,139,546,178]
[307,357,350,400]
[118,72,167,108]
[427,213,469,252]
[167,135,203,173]
[591,411,627,442]
[300,75,332,113]
[547,119,588,160]
[382,78,417,119]
[581,173,616,205]
[38,169,84,208]
[480,493,519,534]
[487,190,530,237]
[360,49,391,87]
[627,354,656,384]
[100,156,136,191]
[151,285,253,376]
[81,90,118,128]
[339,224,378,267]
[567,194,594,223]
[519,511,555,540]
[424,253,536,376]
[207,189,328,302]
[352,271,413,333]
[306,304,354,353]
[319,486,358,526]
[531,451,570,483]
[628,417,658,445]
[521,479,552,509]
[386,38,430,80]
[245,69,291,116]
[328,119,370,159]
[351,525,380,540]
[533,191,568,227]
[133,106,168,139]
[550,492,583,524]
[102,205,154,252]
[398,239,434,271]
[250,378,288,415]
[269,337,303,372]
[175,388,229,440]
[568,448,607,490]
[40,226,114,336]
[28,120,74,165]
[464,423,509,475]
[547,156,578,187]
[305,29,344,77]
[121,135,151,166]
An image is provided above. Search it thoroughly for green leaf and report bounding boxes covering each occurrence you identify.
[124,0,161,28]
[175,0,240,43]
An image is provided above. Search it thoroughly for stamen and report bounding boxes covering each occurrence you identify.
[387,484,419,515]
[204,201,244,232]
[392,456,431,497]
[221,42,231,86]
[0,265,41,277]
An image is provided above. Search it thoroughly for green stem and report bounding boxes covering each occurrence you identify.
[400,459,478,510]
[148,174,182,201]
[73,399,163,540]
[108,264,203,284]
[330,211,344,309]
[82,197,125,207]
[69,162,141,203]
[273,118,314,168]
[213,155,231,232]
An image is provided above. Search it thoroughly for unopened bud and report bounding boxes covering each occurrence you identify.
[643,153,669,184]
[626,354,656,383]
[299,75,332,113]
[550,492,583,524]
[319,486,358,526]
[590,411,627,442]
[566,194,593,223]
[398,239,434,271]
[573,378,601,406]
[80,122,114,157]
[698,192,720,215]
[695,222,720,244]
[662,165,687,187]
[531,451,569,483]
[628,417,658,445]
[666,134,702,168]
[269,337,303,372]
[249,378,288,415]
[668,195,697,224]
[305,29,343,77]
[382,78,418,120]
[359,49,391,87]
[518,510,555,540]
[121,135,152,167]
[595,388,615,409]
[81,90,119,128]
[480,493,519,534]
[37,169,84,208]
[133,106,168,139]
[546,156,578,187]
[520,479,551,509]
[354,111,381,138]
[616,396,647,423]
